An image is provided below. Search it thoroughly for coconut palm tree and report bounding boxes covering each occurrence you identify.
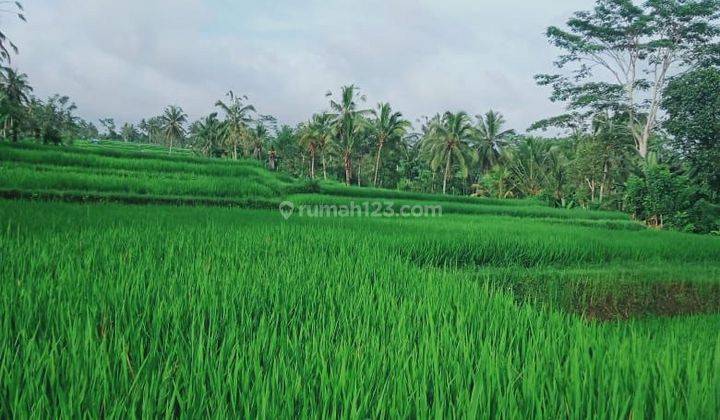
[215,91,255,160]
[160,105,187,153]
[587,111,635,203]
[475,110,515,174]
[0,67,32,141]
[328,85,369,185]
[99,118,118,140]
[298,119,319,179]
[506,137,551,196]
[190,112,223,157]
[137,119,150,142]
[313,113,334,180]
[271,125,302,175]
[299,113,334,179]
[478,164,515,199]
[249,122,268,160]
[420,111,475,194]
[368,103,410,187]
[120,122,137,142]
[0,2,25,64]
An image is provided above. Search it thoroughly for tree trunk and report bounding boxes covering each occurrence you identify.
[269,151,276,171]
[343,151,352,186]
[373,139,385,187]
[637,136,648,160]
[310,148,316,179]
[11,118,18,143]
[586,178,595,203]
[442,149,452,195]
[322,155,327,180]
[638,55,672,160]
[169,136,173,154]
[600,160,609,204]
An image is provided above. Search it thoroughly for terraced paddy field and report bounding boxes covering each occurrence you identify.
[1,141,719,418]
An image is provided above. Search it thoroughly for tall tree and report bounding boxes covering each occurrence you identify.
[271,125,301,176]
[298,118,319,179]
[160,105,187,154]
[215,91,255,160]
[75,118,98,140]
[190,113,224,157]
[663,66,720,197]
[328,85,369,185]
[420,111,474,194]
[313,113,334,180]
[368,103,410,187]
[98,118,117,140]
[137,119,150,142]
[535,0,720,159]
[474,110,515,174]
[144,117,164,145]
[120,122,137,143]
[26,94,78,144]
[249,121,268,160]
[0,67,31,141]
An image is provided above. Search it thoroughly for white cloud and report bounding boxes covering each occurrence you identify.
[5,0,595,132]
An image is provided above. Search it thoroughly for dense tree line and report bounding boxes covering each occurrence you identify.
[2,0,720,233]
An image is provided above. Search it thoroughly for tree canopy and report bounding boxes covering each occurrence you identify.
[534,0,720,159]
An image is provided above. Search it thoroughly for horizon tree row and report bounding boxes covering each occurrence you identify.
[1,0,719,232]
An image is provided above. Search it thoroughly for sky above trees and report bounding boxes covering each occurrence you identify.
[6,0,595,131]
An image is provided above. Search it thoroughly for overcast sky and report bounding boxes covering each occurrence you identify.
[5,0,595,133]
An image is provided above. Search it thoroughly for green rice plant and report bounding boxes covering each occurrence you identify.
[1,201,718,418]
[288,193,631,221]
[0,144,281,179]
[0,163,289,198]
[73,139,196,157]
[0,141,631,226]
[318,180,542,207]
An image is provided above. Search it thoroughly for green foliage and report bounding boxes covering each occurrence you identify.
[327,84,370,185]
[367,103,410,187]
[663,66,720,197]
[26,94,79,144]
[535,0,720,158]
[624,163,719,232]
[298,113,334,179]
[215,91,256,160]
[188,112,224,157]
[159,105,187,153]
[271,124,303,176]
[419,112,475,194]
[0,68,32,142]
[473,110,515,175]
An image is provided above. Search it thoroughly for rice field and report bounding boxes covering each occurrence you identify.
[1,141,719,418]
[0,142,632,221]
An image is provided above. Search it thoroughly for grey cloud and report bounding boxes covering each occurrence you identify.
[7,0,595,132]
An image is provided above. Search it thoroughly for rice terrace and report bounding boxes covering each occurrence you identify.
[2,0,720,419]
